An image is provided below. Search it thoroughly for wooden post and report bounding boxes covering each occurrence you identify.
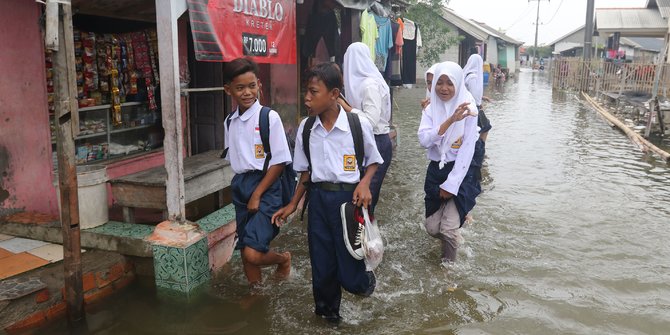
[51,2,84,322]
[156,0,188,223]
[646,31,669,138]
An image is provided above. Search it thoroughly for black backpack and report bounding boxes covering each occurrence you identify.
[221,106,297,206]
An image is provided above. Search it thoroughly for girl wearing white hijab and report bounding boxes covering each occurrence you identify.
[463,53,492,143]
[420,63,438,111]
[417,62,481,264]
[341,42,392,214]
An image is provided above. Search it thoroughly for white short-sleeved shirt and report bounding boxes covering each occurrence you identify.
[293,107,384,184]
[223,100,292,174]
[350,78,392,135]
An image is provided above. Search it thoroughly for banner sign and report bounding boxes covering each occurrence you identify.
[187,0,296,64]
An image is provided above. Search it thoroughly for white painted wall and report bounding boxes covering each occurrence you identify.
[486,37,498,65]
[506,47,517,72]
[416,19,461,84]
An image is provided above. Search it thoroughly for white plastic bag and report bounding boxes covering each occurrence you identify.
[361,207,384,271]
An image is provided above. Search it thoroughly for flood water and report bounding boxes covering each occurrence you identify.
[47,70,670,334]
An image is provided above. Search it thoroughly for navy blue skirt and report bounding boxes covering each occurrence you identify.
[423,160,481,226]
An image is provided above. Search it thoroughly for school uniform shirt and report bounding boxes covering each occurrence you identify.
[418,62,478,196]
[223,100,292,175]
[293,107,384,184]
[350,79,391,135]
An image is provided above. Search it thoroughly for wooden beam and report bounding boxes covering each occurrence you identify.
[63,3,80,137]
[45,0,59,51]
[156,0,187,223]
[582,92,670,162]
[53,2,84,322]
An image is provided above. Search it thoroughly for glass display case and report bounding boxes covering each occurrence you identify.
[51,102,162,165]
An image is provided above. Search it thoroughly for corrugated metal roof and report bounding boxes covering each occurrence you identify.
[595,8,667,37]
[620,37,642,48]
[473,21,524,45]
[646,0,670,18]
[440,7,489,42]
[658,0,670,18]
[548,25,585,46]
[627,36,665,51]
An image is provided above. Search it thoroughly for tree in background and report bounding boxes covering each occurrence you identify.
[524,46,552,59]
[405,0,461,67]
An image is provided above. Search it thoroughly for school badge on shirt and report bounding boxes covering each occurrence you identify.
[255,144,265,159]
[343,155,356,171]
[451,137,463,149]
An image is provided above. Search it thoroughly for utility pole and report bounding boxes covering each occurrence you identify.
[529,0,549,68]
[580,0,596,92]
[583,0,595,60]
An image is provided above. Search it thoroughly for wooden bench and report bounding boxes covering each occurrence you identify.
[109,150,234,223]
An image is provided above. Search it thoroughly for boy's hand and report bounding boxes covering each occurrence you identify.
[439,188,453,200]
[247,192,261,213]
[353,184,373,208]
[272,203,297,227]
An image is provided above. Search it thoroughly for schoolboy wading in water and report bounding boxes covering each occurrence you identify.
[222,58,291,288]
[272,63,383,323]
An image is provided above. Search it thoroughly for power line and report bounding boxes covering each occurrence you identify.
[505,3,534,31]
[542,0,565,25]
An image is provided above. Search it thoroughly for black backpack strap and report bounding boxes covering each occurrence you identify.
[220,114,233,158]
[346,113,365,180]
[302,116,317,173]
[300,116,317,221]
[259,106,272,173]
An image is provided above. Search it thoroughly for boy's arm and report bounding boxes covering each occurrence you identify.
[272,171,310,226]
[247,164,285,213]
[353,163,378,208]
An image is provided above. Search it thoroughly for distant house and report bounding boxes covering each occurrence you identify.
[592,0,669,62]
[620,37,664,62]
[550,7,664,62]
[472,20,524,73]
[416,7,523,80]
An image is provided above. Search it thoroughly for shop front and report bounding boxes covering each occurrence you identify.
[1,0,406,220]
[0,0,189,217]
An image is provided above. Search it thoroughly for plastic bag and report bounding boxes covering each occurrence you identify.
[362,207,384,271]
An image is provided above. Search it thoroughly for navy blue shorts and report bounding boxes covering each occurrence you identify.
[231,171,282,253]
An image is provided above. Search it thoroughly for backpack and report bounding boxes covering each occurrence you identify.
[221,106,297,206]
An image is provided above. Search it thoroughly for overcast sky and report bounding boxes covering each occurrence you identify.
[447,0,648,46]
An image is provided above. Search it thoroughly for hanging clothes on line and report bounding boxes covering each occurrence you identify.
[373,13,393,72]
[360,9,378,62]
[385,19,403,85]
[401,18,421,85]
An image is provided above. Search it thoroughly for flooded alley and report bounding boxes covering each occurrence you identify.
[46,70,670,335]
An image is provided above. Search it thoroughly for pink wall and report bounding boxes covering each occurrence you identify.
[0,1,56,215]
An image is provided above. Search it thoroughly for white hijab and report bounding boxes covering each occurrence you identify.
[429,62,477,168]
[343,42,390,110]
[463,54,484,105]
[425,63,438,98]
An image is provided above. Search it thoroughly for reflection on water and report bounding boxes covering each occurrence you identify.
[46,70,670,334]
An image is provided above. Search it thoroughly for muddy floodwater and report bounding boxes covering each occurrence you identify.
[46,70,670,334]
